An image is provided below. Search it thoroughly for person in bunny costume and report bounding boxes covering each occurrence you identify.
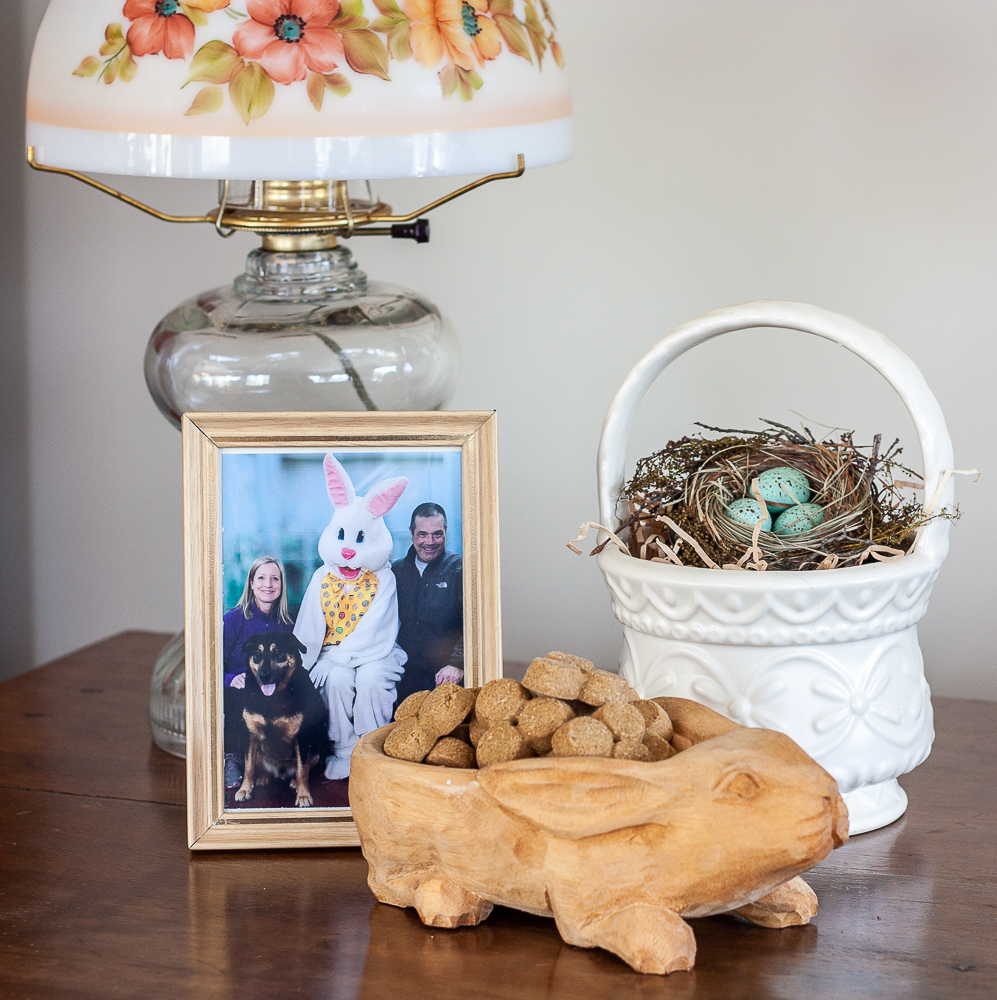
[294,454,409,780]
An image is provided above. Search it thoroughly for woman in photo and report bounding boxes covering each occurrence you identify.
[223,556,294,685]
[223,556,295,787]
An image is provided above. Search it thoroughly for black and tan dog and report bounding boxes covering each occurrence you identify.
[233,633,330,808]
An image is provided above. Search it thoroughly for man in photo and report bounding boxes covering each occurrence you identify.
[392,502,464,703]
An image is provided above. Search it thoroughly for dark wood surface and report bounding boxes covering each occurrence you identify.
[1,631,993,999]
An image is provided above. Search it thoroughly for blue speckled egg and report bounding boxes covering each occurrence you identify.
[726,497,772,531]
[773,503,825,535]
[755,466,811,511]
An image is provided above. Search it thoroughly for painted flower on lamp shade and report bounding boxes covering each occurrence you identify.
[233,0,344,85]
[74,0,565,113]
[461,2,504,65]
[122,0,196,60]
[403,0,477,70]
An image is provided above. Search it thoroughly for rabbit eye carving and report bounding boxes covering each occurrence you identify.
[338,528,345,540]
[715,770,762,800]
[356,530,365,543]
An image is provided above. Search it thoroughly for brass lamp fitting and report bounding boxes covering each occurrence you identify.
[25,148,525,248]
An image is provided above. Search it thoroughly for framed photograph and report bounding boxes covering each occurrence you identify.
[183,411,501,850]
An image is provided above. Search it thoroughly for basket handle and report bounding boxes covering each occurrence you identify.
[597,301,954,562]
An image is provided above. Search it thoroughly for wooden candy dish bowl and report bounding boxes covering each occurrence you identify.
[350,697,848,975]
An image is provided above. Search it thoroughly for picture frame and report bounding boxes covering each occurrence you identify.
[183,411,502,850]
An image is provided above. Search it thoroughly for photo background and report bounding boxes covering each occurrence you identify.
[221,449,463,617]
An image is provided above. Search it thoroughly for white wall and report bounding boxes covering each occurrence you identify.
[11,1,995,699]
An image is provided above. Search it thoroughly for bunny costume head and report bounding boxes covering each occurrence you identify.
[318,454,408,582]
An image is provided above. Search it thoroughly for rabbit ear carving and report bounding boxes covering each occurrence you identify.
[323,454,356,509]
[366,477,408,518]
[477,757,673,840]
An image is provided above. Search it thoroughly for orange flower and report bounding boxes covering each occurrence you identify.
[233,0,344,85]
[123,0,195,60]
[185,0,232,9]
[463,1,503,64]
[401,0,476,71]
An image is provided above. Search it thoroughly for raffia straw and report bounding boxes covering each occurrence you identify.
[657,515,720,569]
[855,544,906,564]
[746,516,768,571]
[653,536,684,566]
[566,521,630,556]
[922,469,982,518]
[744,477,769,570]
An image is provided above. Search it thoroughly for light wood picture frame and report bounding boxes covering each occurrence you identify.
[183,411,502,850]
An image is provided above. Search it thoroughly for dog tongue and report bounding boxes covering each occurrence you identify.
[261,683,276,697]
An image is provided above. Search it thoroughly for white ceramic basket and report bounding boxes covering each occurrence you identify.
[596,302,955,835]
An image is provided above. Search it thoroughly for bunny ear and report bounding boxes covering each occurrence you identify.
[477,757,674,840]
[366,477,408,518]
[323,454,355,509]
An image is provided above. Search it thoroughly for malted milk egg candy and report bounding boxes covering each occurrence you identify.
[726,498,772,531]
[755,466,811,511]
[773,503,825,535]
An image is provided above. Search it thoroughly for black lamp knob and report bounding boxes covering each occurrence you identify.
[390,219,430,243]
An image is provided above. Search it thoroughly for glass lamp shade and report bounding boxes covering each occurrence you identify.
[26,0,572,179]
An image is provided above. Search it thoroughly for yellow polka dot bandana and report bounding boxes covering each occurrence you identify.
[321,571,378,647]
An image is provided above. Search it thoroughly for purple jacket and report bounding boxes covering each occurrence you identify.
[223,602,295,685]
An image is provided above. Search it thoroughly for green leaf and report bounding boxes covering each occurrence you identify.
[372,0,403,14]
[540,0,556,29]
[118,47,138,82]
[180,4,209,26]
[524,4,546,67]
[489,0,514,14]
[494,15,530,62]
[372,17,411,62]
[445,66,480,102]
[73,56,100,78]
[99,23,125,57]
[440,65,458,99]
[185,85,224,115]
[342,30,390,81]
[185,41,243,87]
[307,71,325,112]
[229,61,274,125]
[309,69,352,109]
[323,72,352,97]
[333,0,369,32]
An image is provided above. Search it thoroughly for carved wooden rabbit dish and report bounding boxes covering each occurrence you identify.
[350,695,849,975]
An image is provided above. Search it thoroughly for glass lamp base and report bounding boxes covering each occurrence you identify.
[148,631,187,759]
[144,244,459,425]
[143,243,459,757]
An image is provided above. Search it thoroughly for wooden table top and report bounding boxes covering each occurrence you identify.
[1,631,993,999]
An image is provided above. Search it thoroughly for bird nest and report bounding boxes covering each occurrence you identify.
[615,421,955,572]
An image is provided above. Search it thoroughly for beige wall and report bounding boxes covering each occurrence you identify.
[8,1,995,699]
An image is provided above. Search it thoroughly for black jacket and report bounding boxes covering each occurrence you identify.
[392,546,463,702]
